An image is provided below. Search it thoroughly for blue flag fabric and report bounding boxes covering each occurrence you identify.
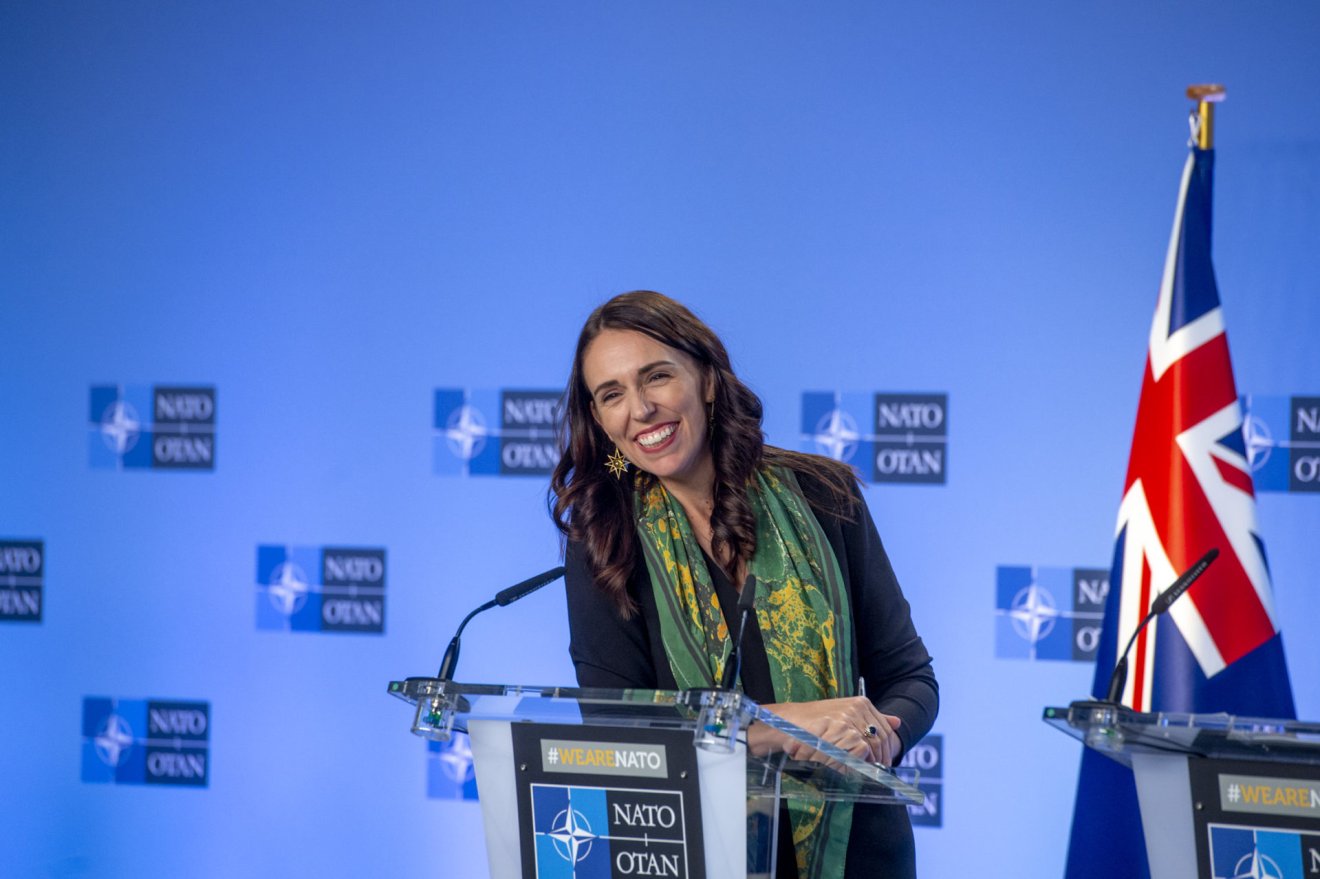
[1063,145,1296,879]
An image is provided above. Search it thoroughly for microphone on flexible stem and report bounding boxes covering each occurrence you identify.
[718,575,758,691]
[1102,547,1219,704]
[436,565,567,680]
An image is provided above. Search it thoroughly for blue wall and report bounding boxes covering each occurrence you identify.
[3,3,1318,876]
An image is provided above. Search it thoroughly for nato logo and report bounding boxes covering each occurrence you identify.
[1242,395,1320,493]
[532,785,611,878]
[427,732,478,800]
[89,384,216,470]
[994,566,1108,661]
[433,388,562,476]
[895,733,943,828]
[255,546,386,634]
[0,539,43,622]
[1208,825,1320,879]
[81,697,209,787]
[530,784,689,879]
[802,392,948,484]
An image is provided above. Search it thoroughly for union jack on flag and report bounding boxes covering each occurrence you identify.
[1064,140,1295,879]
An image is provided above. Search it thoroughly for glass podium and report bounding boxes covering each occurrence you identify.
[391,678,924,879]
[1045,702,1320,879]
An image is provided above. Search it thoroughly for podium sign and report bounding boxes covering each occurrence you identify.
[392,679,923,879]
[1188,757,1320,879]
[509,723,706,878]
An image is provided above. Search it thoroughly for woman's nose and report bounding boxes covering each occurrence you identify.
[630,390,656,420]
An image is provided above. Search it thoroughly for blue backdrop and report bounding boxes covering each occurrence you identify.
[3,3,1318,876]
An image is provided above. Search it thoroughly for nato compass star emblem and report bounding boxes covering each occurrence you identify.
[1242,413,1275,472]
[1008,583,1059,644]
[1231,849,1284,879]
[547,806,598,865]
[94,714,134,767]
[445,404,488,461]
[99,400,142,454]
[813,408,861,463]
[267,562,310,616]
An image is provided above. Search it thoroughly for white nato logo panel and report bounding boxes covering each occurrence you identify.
[100,401,142,454]
[94,713,134,767]
[1009,582,1059,644]
[813,408,861,463]
[548,807,597,865]
[445,404,488,460]
[267,562,310,616]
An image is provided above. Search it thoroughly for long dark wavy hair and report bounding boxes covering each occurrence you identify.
[549,290,858,617]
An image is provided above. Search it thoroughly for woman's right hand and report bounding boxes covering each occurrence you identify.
[747,696,902,767]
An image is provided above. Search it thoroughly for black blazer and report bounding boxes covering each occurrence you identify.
[563,472,938,878]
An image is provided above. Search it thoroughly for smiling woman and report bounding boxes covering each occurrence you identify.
[549,291,939,879]
[582,328,716,510]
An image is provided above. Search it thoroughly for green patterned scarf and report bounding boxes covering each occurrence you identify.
[634,465,857,879]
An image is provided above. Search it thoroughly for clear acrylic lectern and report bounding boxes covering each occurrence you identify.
[1045,702,1320,879]
[390,678,924,879]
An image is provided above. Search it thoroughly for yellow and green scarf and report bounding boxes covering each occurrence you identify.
[634,466,856,879]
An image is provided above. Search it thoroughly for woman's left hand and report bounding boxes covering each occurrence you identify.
[753,696,903,767]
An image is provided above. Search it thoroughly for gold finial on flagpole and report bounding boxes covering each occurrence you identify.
[1186,83,1226,149]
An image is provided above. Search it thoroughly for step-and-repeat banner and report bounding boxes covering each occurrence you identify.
[3,4,1318,877]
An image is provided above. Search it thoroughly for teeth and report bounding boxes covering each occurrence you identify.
[637,424,676,448]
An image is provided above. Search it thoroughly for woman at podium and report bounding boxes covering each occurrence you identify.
[551,290,938,879]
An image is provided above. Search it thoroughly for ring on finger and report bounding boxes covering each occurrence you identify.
[862,724,879,738]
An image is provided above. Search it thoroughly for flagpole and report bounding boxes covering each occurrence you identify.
[1186,83,1226,149]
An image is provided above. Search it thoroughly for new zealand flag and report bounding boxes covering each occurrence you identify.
[1064,143,1296,879]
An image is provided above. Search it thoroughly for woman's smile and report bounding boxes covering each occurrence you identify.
[635,423,677,449]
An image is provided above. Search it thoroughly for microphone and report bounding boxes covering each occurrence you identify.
[437,565,566,680]
[718,575,758,691]
[495,566,567,607]
[1102,548,1219,704]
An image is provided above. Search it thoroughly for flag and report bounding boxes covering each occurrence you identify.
[1063,143,1296,879]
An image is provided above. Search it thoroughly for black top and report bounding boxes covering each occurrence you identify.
[564,472,938,879]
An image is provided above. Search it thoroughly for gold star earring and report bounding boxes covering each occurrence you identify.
[605,446,629,479]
